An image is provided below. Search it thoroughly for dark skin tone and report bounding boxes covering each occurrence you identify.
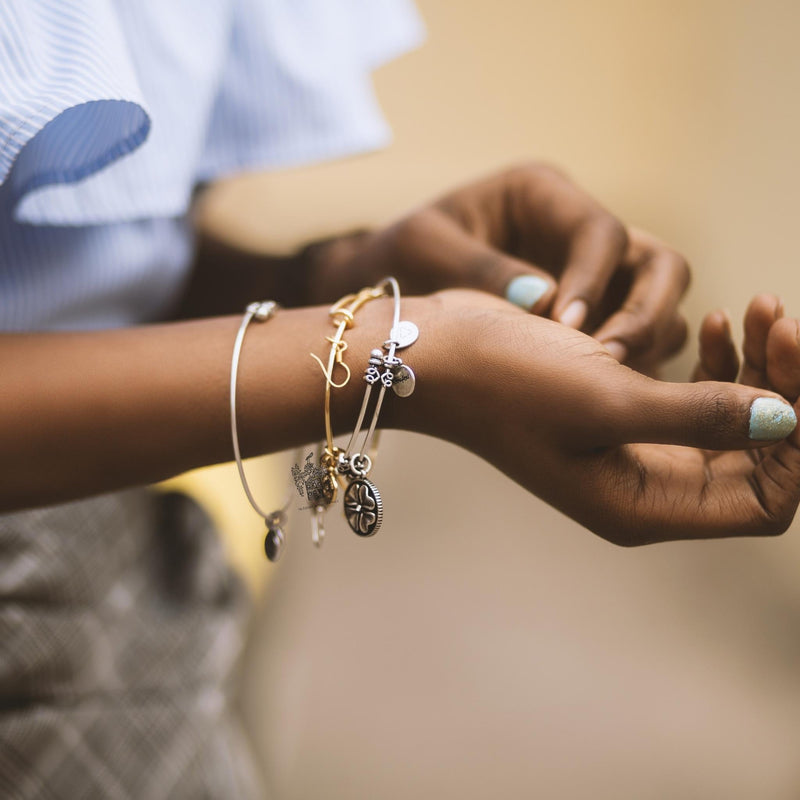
[3,164,799,546]
[184,164,690,367]
[303,163,692,369]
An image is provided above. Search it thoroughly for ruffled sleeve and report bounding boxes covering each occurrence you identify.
[196,0,425,179]
[0,0,151,222]
[0,0,424,226]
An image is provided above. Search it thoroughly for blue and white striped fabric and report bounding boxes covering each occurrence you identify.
[0,0,424,330]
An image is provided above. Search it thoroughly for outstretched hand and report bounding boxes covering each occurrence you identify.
[405,291,800,546]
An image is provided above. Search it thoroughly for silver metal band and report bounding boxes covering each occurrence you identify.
[229,300,279,519]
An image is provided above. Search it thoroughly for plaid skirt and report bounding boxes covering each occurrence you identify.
[0,489,262,799]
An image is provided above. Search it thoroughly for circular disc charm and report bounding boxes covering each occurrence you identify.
[344,479,384,537]
[391,363,416,397]
[264,523,285,562]
[388,320,419,350]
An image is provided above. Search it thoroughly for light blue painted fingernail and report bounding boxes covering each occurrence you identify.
[505,275,549,310]
[749,397,797,440]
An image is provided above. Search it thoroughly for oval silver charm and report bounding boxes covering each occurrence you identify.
[391,363,416,397]
[388,320,419,350]
[344,479,383,537]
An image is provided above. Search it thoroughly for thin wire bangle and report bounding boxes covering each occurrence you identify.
[230,300,279,519]
[311,285,386,454]
[342,277,402,463]
[309,284,388,514]
[335,277,419,538]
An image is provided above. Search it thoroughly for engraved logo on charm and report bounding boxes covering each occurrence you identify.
[391,364,415,397]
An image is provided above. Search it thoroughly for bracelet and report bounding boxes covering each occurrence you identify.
[230,300,288,561]
[309,285,387,546]
[336,277,418,537]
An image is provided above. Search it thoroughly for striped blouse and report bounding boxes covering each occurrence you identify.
[0,0,424,330]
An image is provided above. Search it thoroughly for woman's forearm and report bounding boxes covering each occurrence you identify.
[0,296,437,512]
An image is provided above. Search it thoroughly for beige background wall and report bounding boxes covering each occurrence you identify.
[200,2,800,797]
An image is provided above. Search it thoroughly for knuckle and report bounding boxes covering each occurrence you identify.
[393,208,437,244]
[613,307,658,356]
[646,247,691,294]
[665,251,692,293]
[695,389,738,438]
[576,213,629,258]
[595,215,629,253]
[509,159,569,184]
[386,209,443,263]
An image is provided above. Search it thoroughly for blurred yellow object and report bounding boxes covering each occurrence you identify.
[156,454,289,597]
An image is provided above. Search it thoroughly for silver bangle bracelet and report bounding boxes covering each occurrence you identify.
[337,277,418,538]
[230,300,287,561]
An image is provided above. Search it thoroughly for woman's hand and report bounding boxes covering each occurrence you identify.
[311,163,690,370]
[4,284,798,545]
[399,291,800,546]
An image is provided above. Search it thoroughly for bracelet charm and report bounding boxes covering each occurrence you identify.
[344,479,383,537]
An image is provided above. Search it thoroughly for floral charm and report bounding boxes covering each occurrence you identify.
[344,479,383,537]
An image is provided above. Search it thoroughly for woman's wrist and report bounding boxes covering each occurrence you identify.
[235,293,448,449]
[372,293,470,441]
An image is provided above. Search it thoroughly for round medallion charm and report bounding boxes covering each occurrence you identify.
[264,523,285,562]
[388,320,419,349]
[344,479,384,537]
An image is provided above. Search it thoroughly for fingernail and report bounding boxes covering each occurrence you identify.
[505,275,549,311]
[559,299,588,329]
[604,340,627,362]
[749,397,797,440]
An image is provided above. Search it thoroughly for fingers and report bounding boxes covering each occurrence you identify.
[590,238,691,363]
[604,376,796,450]
[691,309,739,382]
[747,441,800,535]
[693,316,800,537]
[746,349,800,534]
[740,293,783,388]
[551,217,629,329]
[766,317,800,402]
[499,163,633,325]
[387,208,558,313]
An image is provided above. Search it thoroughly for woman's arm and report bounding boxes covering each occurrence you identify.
[3,290,799,546]
[0,297,426,511]
[182,163,692,373]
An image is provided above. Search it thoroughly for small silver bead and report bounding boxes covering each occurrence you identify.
[253,301,277,321]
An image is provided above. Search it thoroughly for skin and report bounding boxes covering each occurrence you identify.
[3,165,798,546]
[305,163,691,369]
[399,291,800,546]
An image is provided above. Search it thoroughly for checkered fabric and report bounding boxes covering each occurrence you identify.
[0,490,262,799]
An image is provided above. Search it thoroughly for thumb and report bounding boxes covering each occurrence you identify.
[607,378,796,450]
